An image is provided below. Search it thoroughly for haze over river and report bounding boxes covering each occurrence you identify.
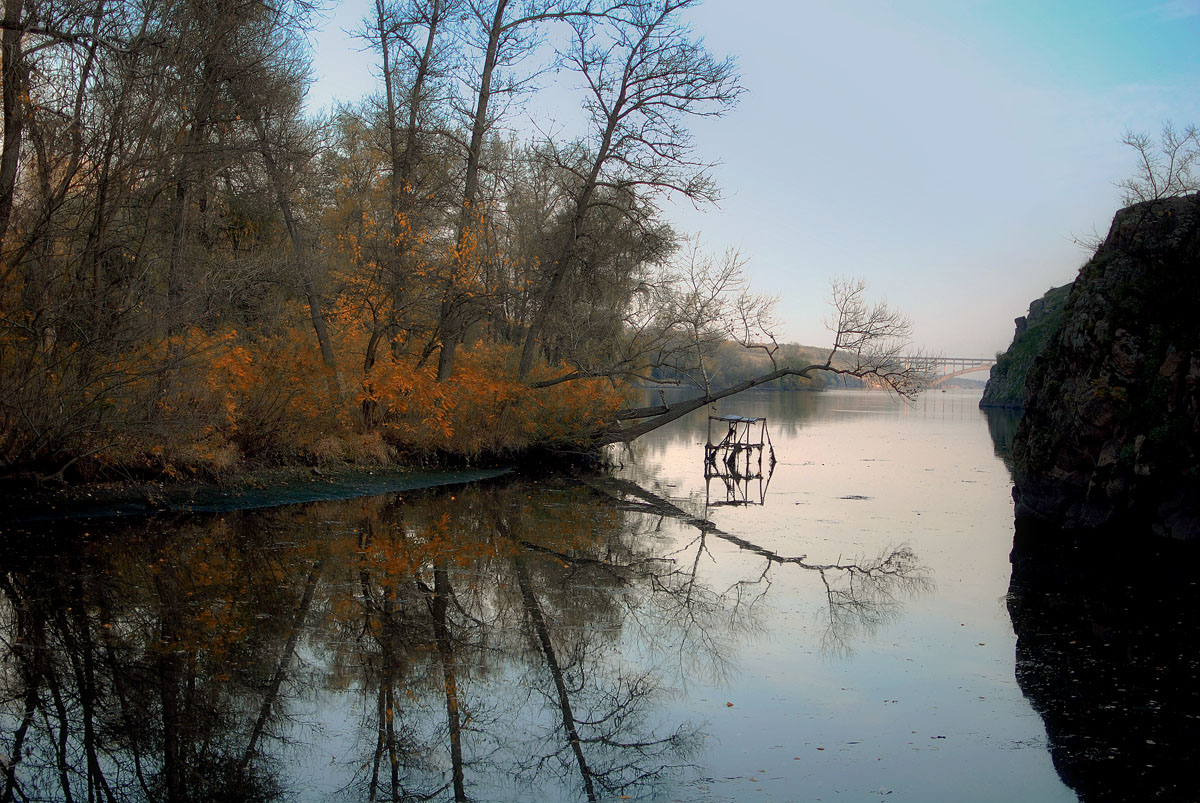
[7,388,1167,801]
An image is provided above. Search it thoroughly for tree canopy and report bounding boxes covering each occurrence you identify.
[0,0,924,483]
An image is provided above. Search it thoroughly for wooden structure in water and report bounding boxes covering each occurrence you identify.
[704,415,776,506]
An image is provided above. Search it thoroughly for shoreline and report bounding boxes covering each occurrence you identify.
[1,463,514,524]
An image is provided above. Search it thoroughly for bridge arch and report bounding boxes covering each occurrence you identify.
[901,356,996,387]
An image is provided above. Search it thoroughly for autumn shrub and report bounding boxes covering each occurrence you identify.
[111,328,261,478]
[81,320,350,478]
[2,300,624,482]
[517,372,624,451]
[357,341,622,460]
[438,342,525,454]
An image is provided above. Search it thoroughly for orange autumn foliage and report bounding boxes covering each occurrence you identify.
[357,339,623,458]
[67,314,623,480]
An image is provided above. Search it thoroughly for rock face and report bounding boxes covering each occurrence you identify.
[980,283,1072,409]
[1012,194,1200,542]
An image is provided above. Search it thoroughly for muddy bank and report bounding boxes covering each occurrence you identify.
[0,464,513,523]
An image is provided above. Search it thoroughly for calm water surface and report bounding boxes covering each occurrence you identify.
[1,389,1086,801]
[611,388,1074,802]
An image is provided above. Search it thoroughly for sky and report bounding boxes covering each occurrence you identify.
[304,0,1200,360]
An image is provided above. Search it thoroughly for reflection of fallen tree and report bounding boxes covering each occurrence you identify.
[585,475,931,652]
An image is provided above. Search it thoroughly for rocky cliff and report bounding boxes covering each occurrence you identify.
[980,283,1071,409]
[1012,193,1200,542]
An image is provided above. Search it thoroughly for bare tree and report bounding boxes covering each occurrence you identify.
[598,277,930,445]
[822,276,916,382]
[1072,120,1200,253]
[659,240,776,393]
[1117,121,1200,204]
[364,0,456,216]
[427,0,621,380]
[516,0,743,378]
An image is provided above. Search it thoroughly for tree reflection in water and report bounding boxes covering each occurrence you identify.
[0,474,928,801]
[587,475,930,655]
[0,514,325,802]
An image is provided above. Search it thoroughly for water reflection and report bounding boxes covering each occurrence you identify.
[982,406,1021,472]
[988,410,1200,802]
[703,427,775,508]
[1007,540,1200,802]
[588,476,929,656]
[0,473,928,802]
[0,513,324,802]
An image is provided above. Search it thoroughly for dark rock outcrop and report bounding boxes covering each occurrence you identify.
[979,283,1071,409]
[1012,193,1200,542]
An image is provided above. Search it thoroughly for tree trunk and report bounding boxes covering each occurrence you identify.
[154,572,184,803]
[398,0,441,194]
[166,56,219,334]
[376,0,402,232]
[598,366,825,445]
[240,561,323,774]
[251,117,343,397]
[517,55,625,379]
[432,0,507,381]
[424,566,467,801]
[0,0,24,259]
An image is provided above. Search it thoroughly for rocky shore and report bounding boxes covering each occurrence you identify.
[1008,193,1200,542]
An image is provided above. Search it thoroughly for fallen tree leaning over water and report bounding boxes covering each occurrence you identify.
[595,278,932,445]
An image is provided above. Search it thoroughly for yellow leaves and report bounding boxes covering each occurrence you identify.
[346,340,621,456]
[103,319,353,475]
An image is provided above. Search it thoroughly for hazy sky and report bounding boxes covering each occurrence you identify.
[305,0,1200,359]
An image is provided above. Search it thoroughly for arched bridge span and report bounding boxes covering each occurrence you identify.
[901,356,996,387]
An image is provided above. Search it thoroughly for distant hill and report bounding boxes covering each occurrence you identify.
[939,377,987,390]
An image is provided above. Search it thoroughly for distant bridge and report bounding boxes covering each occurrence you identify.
[901,356,996,387]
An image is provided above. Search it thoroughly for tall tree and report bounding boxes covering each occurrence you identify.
[356,0,456,376]
[157,0,321,333]
[516,0,742,378]
[431,0,618,380]
[215,1,339,375]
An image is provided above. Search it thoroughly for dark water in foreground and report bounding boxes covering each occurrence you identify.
[1,390,1195,801]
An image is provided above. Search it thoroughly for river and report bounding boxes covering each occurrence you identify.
[1,388,1183,801]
